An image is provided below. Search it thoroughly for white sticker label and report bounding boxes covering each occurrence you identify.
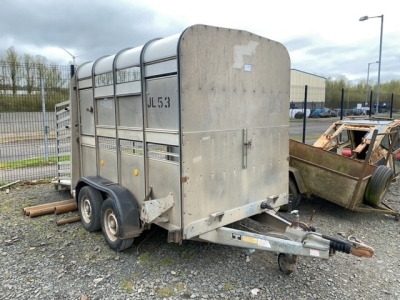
[310,249,320,257]
[258,239,271,248]
[244,64,252,72]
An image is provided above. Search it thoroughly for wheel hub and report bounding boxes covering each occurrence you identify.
[81,197,92,223]
[105,210,119,241]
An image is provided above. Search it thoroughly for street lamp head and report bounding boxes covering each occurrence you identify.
[359,16,369,21]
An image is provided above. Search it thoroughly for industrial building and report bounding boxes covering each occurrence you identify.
[290,69,326,110]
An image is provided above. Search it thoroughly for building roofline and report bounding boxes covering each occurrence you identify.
[291,68,326,80]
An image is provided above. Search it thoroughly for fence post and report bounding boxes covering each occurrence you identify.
[302,85,308,143]
[390,93,394,119]
[41,78,49,162]
[340,88,344,120]
[369,91,373,117]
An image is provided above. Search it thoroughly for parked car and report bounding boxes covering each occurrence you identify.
[352,108,366,116]
[309,108,324,118]
[335,108,350,118]
[319,109,338,118]
[294,111,304,119]
[374,103,389,113]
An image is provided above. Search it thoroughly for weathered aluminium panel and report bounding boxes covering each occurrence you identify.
[98,137,118,183]
[179,25,290,237]
[145,76,179,131]
[120,143,145,202]
[79,89,95,135]
[96,98,115,127]
[81,145,96,177]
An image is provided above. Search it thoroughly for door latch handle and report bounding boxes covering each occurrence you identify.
[244,139,252,149]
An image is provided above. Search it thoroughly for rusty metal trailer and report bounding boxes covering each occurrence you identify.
[58,24,373,274]
[289,120,400,218]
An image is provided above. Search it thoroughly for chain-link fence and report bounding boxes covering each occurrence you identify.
[0,63,71,183]
[1,63,399,184]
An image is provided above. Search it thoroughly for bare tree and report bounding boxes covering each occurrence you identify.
[34,55,48,90]
[5,47,19,95]
[46,64,63,92]
[0,57,7,95]
[23,54,35,94]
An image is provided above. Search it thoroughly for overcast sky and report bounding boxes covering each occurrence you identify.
[1,0,398,83]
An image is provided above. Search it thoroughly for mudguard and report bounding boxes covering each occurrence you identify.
[76,176,141,239]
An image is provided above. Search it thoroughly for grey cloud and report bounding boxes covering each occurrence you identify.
[0,0,185,63]
[1,1,398,83]
[285,33,399,83]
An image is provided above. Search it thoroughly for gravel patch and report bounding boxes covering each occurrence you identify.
[1,181,400,300]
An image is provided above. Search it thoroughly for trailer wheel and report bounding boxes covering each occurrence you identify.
[78,186,103,232]
[364,166,393,206]
[101,198,134,251]
[278,253,298,275]
[289,177,302,208]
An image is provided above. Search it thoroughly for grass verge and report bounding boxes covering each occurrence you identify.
[0,156,69,169]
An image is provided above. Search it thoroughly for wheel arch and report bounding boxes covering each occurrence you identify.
[289,167,307,194]
[76,176,142,238]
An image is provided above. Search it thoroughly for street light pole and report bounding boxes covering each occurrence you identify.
[365,61,378,105]
[359,14,384,116]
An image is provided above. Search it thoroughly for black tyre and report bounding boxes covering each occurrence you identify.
[78,186,103,232]
[289,177,302,208]
[101,198,134,251]
[364,165,393,206]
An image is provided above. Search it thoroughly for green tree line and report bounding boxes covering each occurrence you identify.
[325,75,400,109]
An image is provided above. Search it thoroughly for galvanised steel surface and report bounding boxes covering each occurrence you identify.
[72,24,290,237]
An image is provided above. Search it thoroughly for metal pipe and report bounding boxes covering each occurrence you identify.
[359,15,384,116]
[23,199,75,215]
[376,15,384,116]
[54,202,78,215]
[365,61,378,105]
[29,207,55,218]
[57,216,81,226]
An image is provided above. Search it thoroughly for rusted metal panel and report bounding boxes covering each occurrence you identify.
[289,139,376,209]
[290,118,400,215]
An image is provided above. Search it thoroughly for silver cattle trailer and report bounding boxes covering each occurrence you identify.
[63,24,373,274]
